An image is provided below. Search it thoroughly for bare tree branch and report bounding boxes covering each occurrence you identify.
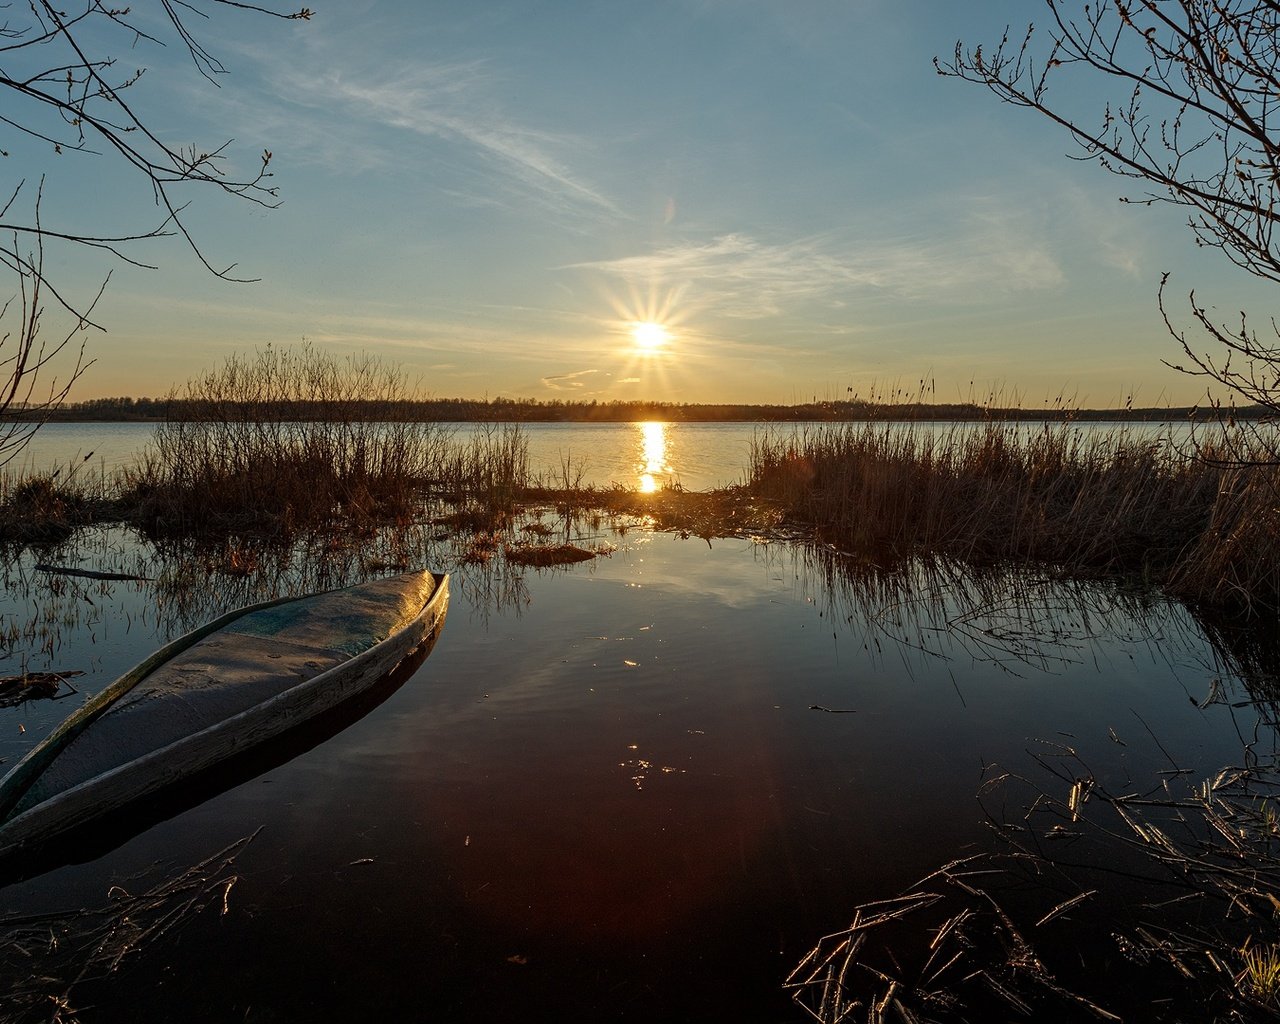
[0,0,308,461]
[939,2,1280,431]
[0,208,99,466]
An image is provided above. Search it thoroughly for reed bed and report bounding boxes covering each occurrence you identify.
[119,346,453,538]
[3,348,1279,618]
[747,420,1280,613]
[106,413,532,545]
[0,459,119,547]
[435,421,532,516]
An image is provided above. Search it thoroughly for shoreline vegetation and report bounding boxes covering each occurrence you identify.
[2,409,1277,614]
[3,394,1274,424]
[1,343,1275,614]
[748,421,1280,613]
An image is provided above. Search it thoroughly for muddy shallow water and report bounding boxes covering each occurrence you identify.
[0,527,1271,1021]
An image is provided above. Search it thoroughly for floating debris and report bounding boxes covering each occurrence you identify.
[33,564,151,582]
[0,830,259,1021]
[504,543,597,566]
[0,671,82,707]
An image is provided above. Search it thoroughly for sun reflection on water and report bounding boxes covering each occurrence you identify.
[637,421,670,493]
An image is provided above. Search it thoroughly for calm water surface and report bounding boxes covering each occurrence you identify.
[10,420,760,490]
[0,522,1268,1021]
[11,418,1187,492]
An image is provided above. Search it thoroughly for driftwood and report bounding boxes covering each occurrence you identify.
[33,564,151,582]
[0,672,82,707]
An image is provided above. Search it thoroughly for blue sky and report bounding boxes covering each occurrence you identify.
[18,0,1274,405]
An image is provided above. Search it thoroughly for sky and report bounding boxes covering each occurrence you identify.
[9,0,1276,406]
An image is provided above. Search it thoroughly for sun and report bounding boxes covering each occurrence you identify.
[631,321,670,353]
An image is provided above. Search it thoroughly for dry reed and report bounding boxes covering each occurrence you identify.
[120,345,451,538]
[747,420,1280,613]
[0,458,117,547]
[503,542,598,566]
[435,421,531,515]
[0,831,257,1024]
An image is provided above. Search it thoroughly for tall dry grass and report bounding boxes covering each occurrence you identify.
[0,456,117,546]
[121,345,452,537]
[436,421,531,513]
[747,420,1280,612]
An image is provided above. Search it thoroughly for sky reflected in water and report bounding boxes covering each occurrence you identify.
[0,530,1273,1021]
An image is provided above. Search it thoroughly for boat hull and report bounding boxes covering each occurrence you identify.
[0,571,448,855]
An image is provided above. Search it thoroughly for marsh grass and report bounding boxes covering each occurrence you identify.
[120,346,452,539]
[4,361,1280,617]
[436,421,531,512]
[748,420,1280,612]
[0,459,118,547]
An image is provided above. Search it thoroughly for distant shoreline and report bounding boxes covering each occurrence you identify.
[2,397,1267,424]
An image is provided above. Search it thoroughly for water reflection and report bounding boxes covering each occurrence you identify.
[786,541,1280,711]
[5,518,1280,1021]
[636,421,671,493]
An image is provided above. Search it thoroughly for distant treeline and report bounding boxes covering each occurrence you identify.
[6,395,1269,423]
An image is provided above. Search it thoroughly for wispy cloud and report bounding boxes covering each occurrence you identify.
[568,217,1064,321]
[541,369,599,391]
[1058,184,1146,278]
[570,234,871,319]
[261,55,623,220]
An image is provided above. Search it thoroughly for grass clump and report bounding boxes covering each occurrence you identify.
[120,344,450,539]
[0,461,116,546]
[504,542,598,566]
[0,475,81,545]
[1238,941,1280,1007]
[747,420,1280,612]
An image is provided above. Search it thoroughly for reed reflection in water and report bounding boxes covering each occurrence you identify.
[636,421,672,493]
[2,517,1278,1021]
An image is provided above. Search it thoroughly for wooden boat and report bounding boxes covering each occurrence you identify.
[0,571,448,855]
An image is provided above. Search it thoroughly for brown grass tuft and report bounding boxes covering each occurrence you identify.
[119,345,450,539]
[504,542,597,566]
[746,420,1280,613]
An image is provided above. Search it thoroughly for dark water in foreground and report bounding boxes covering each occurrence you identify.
[0,528,1272,1021]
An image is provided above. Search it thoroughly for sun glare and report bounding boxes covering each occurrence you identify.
[631,321,670,353]
[637,421,669,493]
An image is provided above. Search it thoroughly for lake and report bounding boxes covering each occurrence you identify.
[0,422,1269,1021]
[8,420,759,491]
[11,418,1186,493]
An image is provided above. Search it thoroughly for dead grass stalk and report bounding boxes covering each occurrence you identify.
[747,420,1280,613]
